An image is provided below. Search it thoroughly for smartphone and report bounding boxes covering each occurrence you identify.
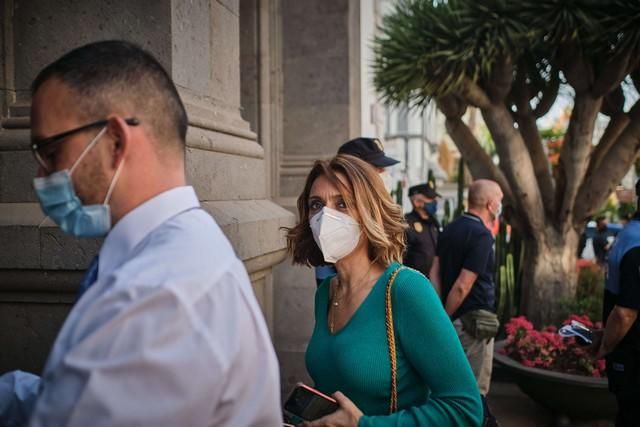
[283,383,339,421]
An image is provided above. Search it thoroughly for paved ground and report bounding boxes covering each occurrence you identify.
[487,379,615,427]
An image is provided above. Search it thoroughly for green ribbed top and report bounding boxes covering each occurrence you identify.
[306,262,483,426]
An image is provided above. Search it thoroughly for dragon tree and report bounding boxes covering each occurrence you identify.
[373,0,640,325]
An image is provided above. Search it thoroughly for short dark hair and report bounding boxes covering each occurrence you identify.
[32,40,187,148]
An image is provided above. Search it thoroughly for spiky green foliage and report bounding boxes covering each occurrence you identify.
[373,0,640,108]
[375,0,640,325]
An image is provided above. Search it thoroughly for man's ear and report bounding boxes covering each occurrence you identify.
[105,116,132,169]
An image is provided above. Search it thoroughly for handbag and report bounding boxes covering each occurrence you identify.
[460,309,500,340]
[385,267,500,425]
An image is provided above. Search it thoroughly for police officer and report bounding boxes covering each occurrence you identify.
[595,180,640,426]
[314,137,400,286]
[338,137,400,170]
[403,183,440,278]
[338,137,400,193]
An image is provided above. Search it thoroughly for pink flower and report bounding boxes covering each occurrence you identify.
[503,314,607,378]
[505,316,534,335]
[563,314,594,329]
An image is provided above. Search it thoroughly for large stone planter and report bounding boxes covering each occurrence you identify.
[493,340,616,420]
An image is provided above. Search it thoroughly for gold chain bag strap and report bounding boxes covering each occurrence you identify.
[384,266,405,414]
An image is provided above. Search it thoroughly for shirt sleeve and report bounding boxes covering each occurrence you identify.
[462,232,493,275]
[0,370,40,427]
[618,247,640,310]
[28,287,222,427]
[358,269,483,427]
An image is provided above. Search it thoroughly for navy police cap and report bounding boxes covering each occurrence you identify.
[338,137,400,168]
[408,183,440,199]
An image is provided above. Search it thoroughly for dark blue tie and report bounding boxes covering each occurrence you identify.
[77,256,99,300]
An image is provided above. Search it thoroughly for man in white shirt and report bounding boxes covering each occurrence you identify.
[0,40,282,426]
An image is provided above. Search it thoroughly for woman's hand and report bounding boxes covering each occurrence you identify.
[302,392,363,427]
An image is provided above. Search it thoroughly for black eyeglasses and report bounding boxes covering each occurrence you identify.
[31,117,140,173]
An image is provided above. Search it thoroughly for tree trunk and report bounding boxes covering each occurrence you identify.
[519,227,580,327]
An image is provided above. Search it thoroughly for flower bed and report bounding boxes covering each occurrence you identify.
[501,314,605,377]
[494,341,615,420]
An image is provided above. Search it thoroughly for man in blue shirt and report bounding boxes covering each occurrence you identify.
[430,179,502,396]
[0,40,281,426]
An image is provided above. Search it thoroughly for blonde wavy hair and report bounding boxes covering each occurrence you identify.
[285,154,406,267]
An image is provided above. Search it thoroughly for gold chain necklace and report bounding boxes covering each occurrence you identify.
[329,262,375,334]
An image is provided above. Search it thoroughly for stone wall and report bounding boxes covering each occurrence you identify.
[0,0,293,375]
[0,0,363,395]
[274,0,361,395]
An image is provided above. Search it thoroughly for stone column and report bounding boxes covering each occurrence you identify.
[0,0,293,374]
[273,0,361,395]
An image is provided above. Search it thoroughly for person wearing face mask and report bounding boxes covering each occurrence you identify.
[403,183,441,278]
[312,137,400,287]
[284,155,483,427]
[430,179,503,399]
[0,41,281,427]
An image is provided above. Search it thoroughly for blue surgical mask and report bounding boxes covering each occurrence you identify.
[424,201,438,217]
[33,127,124,238]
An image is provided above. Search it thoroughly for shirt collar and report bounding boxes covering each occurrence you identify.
[98,186,200,280]
[463,212,483,223]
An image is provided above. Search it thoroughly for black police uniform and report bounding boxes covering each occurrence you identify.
[604,212,640,426]
[403,210,439,278]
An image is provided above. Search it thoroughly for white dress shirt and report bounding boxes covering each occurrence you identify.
[2,186,282,426]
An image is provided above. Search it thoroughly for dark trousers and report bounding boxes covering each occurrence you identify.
[615,395,640,427]
[607,345,640,427]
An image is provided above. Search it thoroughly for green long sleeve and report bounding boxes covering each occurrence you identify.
[306,263,482,427]
[358,266,482,426]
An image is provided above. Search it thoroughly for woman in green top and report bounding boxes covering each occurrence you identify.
[285,155,483,426]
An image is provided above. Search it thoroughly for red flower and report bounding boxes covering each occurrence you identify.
[505,316,534,335]
[503,314,606,378]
